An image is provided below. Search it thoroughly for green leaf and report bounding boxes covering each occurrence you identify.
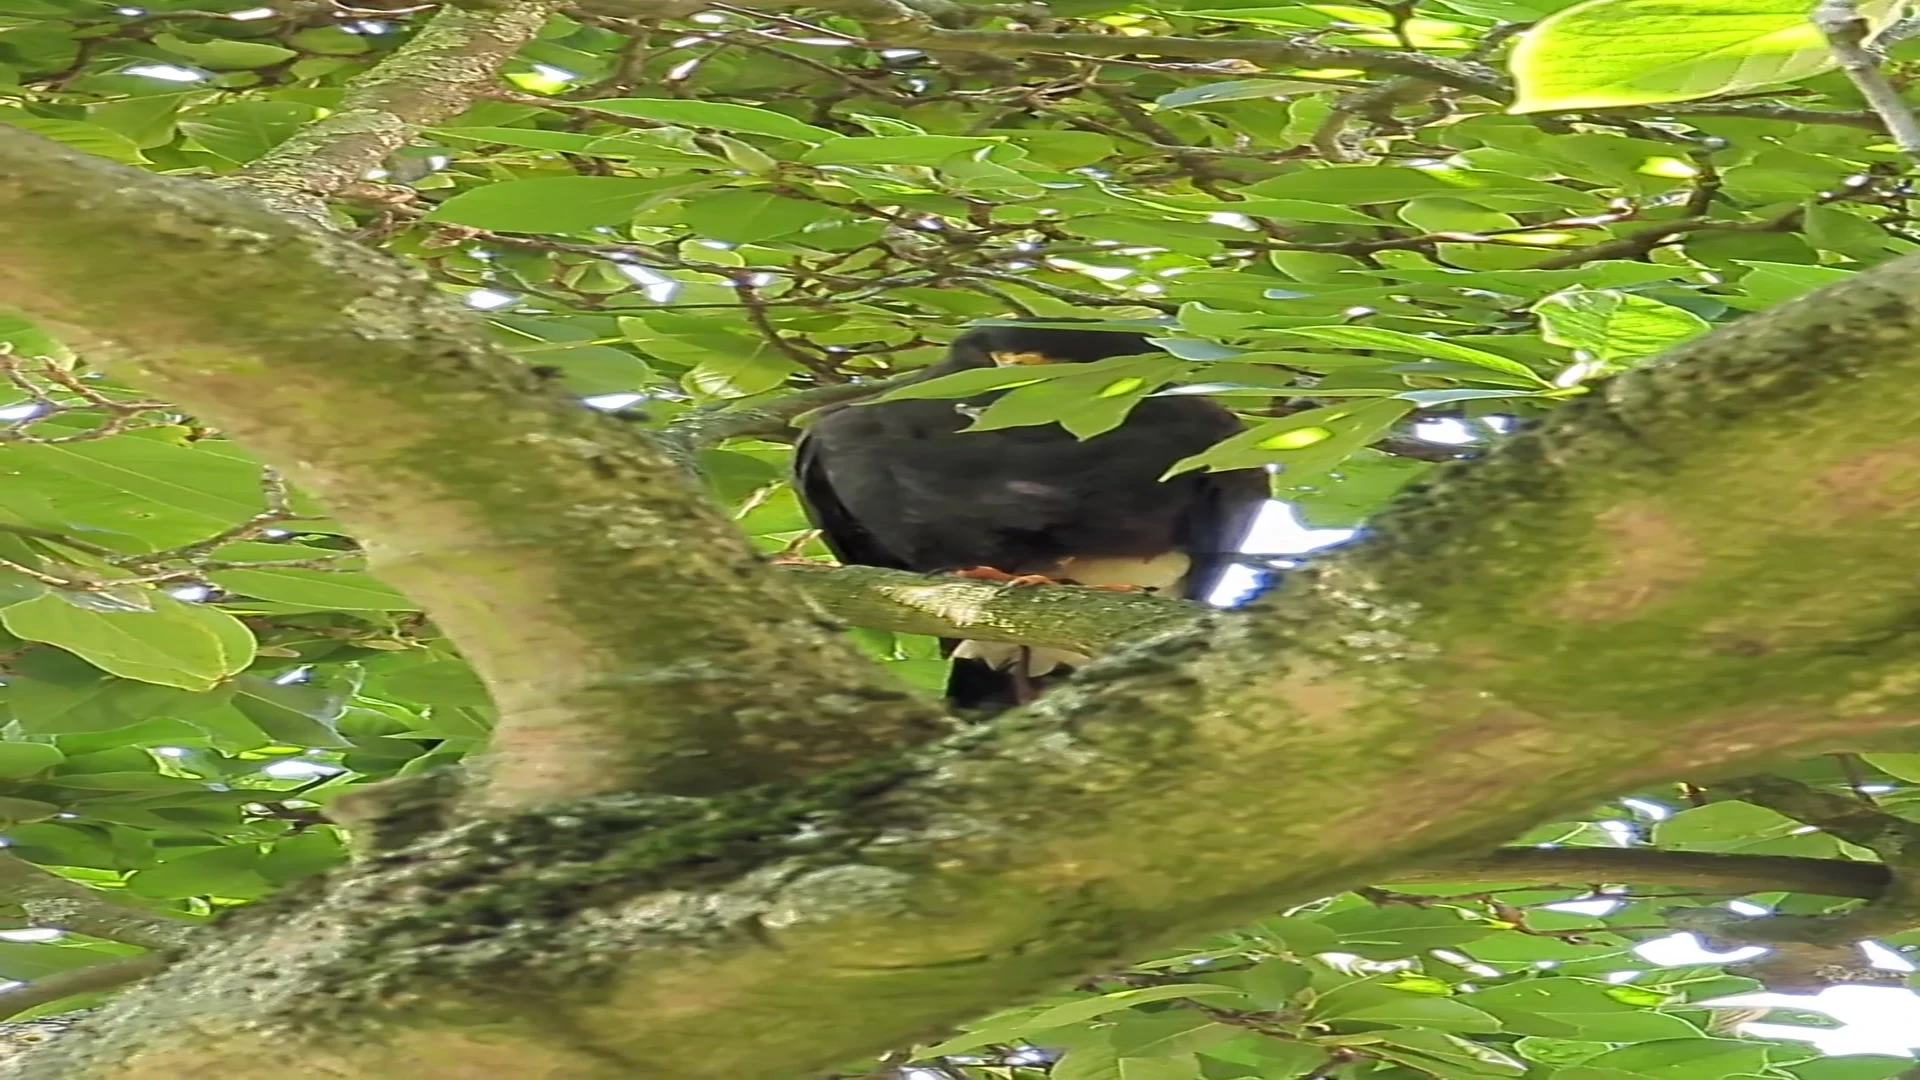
[1,436,284,546]
[962,356,1194,438]
[1247,165,1602,211]
[170,598,256,676]
[1318,904,1499,955]
[1532,288,1710,365]
[1311,984,1502,1032]
[1168,398,1414,480]
[1862,752,1920,782]
[1577,1037,1768,1078]
[1201,1034,1330,1074]
[682,190,842,244]
[574,98,837,142]
[1723,260,1856,310]
[370,658,493,709]
[0,796,60,824]
[800,135,1002,165]
[152,32,297,69]
[126,845,273,900]
[1020,984,1251,1032]
[1108,1015,1240,1058]
[207,542,414,611]
[1245,915,1342,954]
[229,673,351,748]
[0,743,63,779]
[2,593,249,692]
[1465,979,1702,1041]
[1280,448,1434,528]
[1654,800,1804,850]
[0,941,134,981]
[1155,79,1336,109]
[1051,1043,1199,1080]
[1281,325,1550,383]
[258,829,348,885]
[869,366,1057,403]
[426,176,672,233]
[179,101,317,163]
[1356,1027,1528,1077]
[978,129,1116,168]
[6,653,222,736]
[0,110,145,165]
[1509,0,1903,112]
[1786,1057,1919,1080]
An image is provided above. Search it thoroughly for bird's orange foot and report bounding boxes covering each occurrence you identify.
[950,566,1062,587]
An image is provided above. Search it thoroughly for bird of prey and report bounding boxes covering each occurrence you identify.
[793,323,1269,713]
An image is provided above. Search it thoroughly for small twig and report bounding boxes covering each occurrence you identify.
[1834,752,1879,805]
[120,470,316,570]
[1814,0,1920,160]
[1529,210,1802,270]
[731,280,848,383]
[0,354,177,445]
[0,524,124,561]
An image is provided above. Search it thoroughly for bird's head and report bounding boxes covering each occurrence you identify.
[945,323,1159,370]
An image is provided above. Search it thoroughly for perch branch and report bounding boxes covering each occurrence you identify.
[1813,0,1920,160]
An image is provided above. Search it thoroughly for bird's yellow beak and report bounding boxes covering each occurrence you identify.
[990,351,1055,366]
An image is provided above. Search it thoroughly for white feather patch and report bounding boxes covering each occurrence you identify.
[1056,552,1190,592]
[952,641,1088,675]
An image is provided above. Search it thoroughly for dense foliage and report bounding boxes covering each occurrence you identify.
[5,0,1920,1075]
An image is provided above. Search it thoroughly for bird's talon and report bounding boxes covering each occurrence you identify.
[950,566,1062,587]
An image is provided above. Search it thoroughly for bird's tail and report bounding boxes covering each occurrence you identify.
[941,639,1085,716]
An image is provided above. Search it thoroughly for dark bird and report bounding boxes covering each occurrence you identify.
[793,323,1268,714]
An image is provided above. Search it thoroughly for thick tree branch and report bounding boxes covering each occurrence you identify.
[224,2,566,220]
[0,129,949,810]
[0,856,195,953]
[1389,847,1891,900]
[779,562,1204,652]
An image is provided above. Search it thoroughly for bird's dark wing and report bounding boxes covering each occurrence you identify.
[792,429,910,570]
[797,422,1006,710]
[1178,466,1270,603]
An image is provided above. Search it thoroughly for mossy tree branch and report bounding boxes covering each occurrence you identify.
[778,562,1205,653]
[224,1,567,221]
[0,128,950,812]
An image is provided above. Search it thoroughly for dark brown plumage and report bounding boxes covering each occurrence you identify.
[794,323,1267,713]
